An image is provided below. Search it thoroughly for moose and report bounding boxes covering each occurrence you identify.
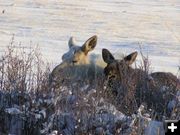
[50,35,105,87]
[102,48,179,116]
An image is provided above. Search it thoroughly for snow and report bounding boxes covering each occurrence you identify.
[5,107,22,114]
[0,87,178,134]
[0,0,179,74]
[145,121,164,135]
[0,1,179,134]
[49,130,58,135]
[39,109,46,119]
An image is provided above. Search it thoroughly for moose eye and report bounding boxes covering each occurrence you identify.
[109,75,116,80]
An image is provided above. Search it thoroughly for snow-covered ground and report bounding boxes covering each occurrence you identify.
[0,0,179,74]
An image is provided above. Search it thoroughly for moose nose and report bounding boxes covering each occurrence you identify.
[72,60,77,63]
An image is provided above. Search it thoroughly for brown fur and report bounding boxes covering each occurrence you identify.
[102,48,179,116]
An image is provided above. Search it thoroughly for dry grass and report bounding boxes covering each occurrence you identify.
[0,38,52,134]
[0,37,51,93]
[0,39,179,134]
[0,38,110,134]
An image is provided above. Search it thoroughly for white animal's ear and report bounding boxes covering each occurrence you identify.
[81,35,97,55]
[124,51,138,65]
[102,48,115,64]
[68,37,76,48]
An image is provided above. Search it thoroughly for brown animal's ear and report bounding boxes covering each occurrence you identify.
[124,51,138,65]
[81,35,97,55]
[68,37,76,48]
[102,48,115,64]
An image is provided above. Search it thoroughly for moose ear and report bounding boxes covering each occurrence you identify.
[68,37,76,48]
[81,35,97,55]
[102,48,115,64]
[124,51,138,65]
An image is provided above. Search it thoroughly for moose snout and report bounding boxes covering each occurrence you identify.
[72,60,78,63]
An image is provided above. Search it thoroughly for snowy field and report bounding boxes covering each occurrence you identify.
[0,0,179,74]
